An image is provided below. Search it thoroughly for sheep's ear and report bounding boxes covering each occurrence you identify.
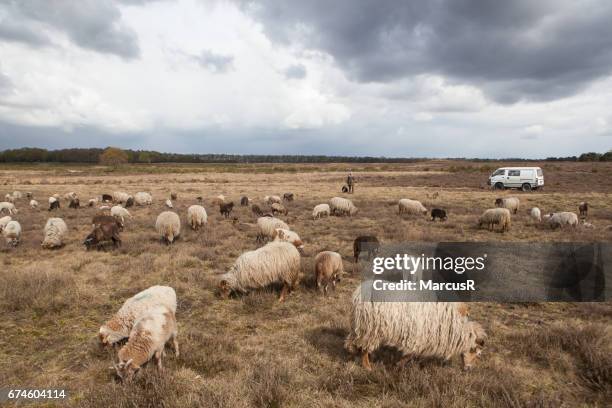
[125,359,133,368]
[476,337,485,347]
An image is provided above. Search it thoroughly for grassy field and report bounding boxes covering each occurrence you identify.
[1,161,611,407]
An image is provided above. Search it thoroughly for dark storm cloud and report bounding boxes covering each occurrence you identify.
[284,64,307,79]
[194,50,234,73]
[239,0,612,103]
[0,0,142,59]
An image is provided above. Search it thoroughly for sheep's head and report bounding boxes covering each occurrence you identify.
[217,279,232,299]
[83,230,101,250]
[114,358,140,383]
[494,198,503,207]
[462,322,486,371]
[349,207,359,216]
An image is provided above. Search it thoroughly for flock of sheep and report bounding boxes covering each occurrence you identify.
[0,187,597,382]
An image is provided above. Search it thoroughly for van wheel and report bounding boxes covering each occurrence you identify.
[494,182,504,190]
[521,183,532,192]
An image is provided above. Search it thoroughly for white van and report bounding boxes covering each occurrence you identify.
[488,167,544,191]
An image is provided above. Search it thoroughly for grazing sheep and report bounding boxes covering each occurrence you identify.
[111,206,132,226]
[220,202,234,218]
[5,193,14,203]
[69,197,80,209]
[114,304,179,383]
[579,202,588,218]
[264,195,282,205]
[88,198,98,207]
[252,204,263,216]
[48,197,60,211]
[124,197,134,208]
[272,228,304,252]
[330,197,358,217]
[99,285,177,346]
[41,218,68,249]
[256,216,289,243]
[165,199,173,208]
[283,193,294,202]
[2,220,21,246]
[30,199,39,209]
[170,192,178,200]
[102,194,113,203]
[271,202,288,216]
[399,199,427,216]
[430,208,447,221]
[12,191,22,200]
[529,207,542,223]
[240,196,249,206]
[187,205,207,230]
[212,195,225,206]
[314,251,344,295]
[63,192,78,201]
[156,211,181,244]
[112,191,131,204]
[546,212,579,229]
[312,204,331,220]
[495,197,520,214]
[0,201,17,215]
[217,241,301,302]
[344,286,486,370]
[581,220,595,229]
[353,236,380,272]
[478,208,511,232]
[84,218,122,250]
[342,185,349,193]
[0,215,11,232]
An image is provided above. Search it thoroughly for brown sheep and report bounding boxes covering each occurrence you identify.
[84,219,122,250]
[271,202,288,216]
[220,202,234,218]
[314,251,344,295]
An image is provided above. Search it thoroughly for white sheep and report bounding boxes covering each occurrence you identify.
[30,199,39,209]
[114,304,179,382]
[478,208,511,232]
[345,281,485,370]
[272,228,304,251]
[211,194,226,206]
[186,205,207,230]
[398,199,427,216]
[529,207,541,223]
[41,217,68,249]
[264,195,282,205]
[2,220,21,246]
[134,192,153,206]
[88,198,99,207]
[12,191,22,199]
[0,215,11,232]
[5,193,14,203]
[0,202,17,215]
[165,199,173,208]
[256,216,289,242]
[314,251,344,295]
[546,212,578,229]
[155,211,181,244]
[495,197,520,214]
[111,206,132,226]
[312,203,330,220]
[330,197,358,217]
[112,191,131,204]
[99,285,177,346]
[217,241,301,302]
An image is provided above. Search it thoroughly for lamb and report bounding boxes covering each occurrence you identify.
[48,197,60,211]
[155,211,181,244]
[220,202,234,218]
[88,198,98,207]
[256,216,289,243]
[398,199,427,216]
[344,285,486,371]
[217,241,301,302]
[546,212,578,229]
[99,285,177,346]
[0,215,11,232]
[113,191,131,204]
[111,206,132,226]
[114,304,179,383]
[579,202,588,218]
[312,203,331,220]
[529,207,542,223]
[187,205,207,230]
[272,228,304,252]
[41,218,68,249]
[252,204,264,216]
[430,208,447,221]
[314,251,344,295]
[271,202,288,216]
[2,220,21,246]
[69,197,80,209]
[353,236,380,272]
[165,199,173,208]
[478,208,511,232]
[495,197,520,214]
[30,200,39,209]
[240,196,249,206]
[264,195,282,205]
[84,218,122,250]
[330,197,358,217]
[283,193,294,202]
[0,201,18,215]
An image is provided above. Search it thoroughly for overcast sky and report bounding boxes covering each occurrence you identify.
[0,0,611,158]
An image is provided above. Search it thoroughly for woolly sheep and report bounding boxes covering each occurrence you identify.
[12,191,22,199]
[495,197,520,214]
[114,304,179,383]
[330,197,358,217]
[529,207,541,223]
[0,215,11,232]
[256,216,289,243]
[271,202,288,216]
[211,194,225,206]
[344,283,486,370]
[187,205,207,230]
[312,203,330,220]
[155,211,181,244]
[41,217,68,249]
[30,199,39,209]
[272,228,304,252]
[478,208,511,232]
[134,192,153,206]
[99,285,177,346]
[0,202,17,215]
[2,220,21,246]
[63,192,77,201]
[546,212,578,229]
[314,251,344,295]
[5,193,14,203]
[165,199,173,208]
[264,195,282,205]
[112,191,132,205]
[111,206,132,226]
[398,199,427,216]
[217,241,301,302]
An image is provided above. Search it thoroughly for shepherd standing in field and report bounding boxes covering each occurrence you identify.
[347,171,355,194]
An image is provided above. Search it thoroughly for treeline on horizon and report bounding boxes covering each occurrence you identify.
[0,147,610,164]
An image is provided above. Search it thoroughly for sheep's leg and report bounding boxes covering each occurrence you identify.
[155,350,163,372]
[172,334,180,358]
[361,351,372,371]
[278,283,290,303]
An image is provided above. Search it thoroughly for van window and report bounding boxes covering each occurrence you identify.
[537,169,543,177]
[521,170,534,177]
[508,170,520,176]
[492,169,505,176]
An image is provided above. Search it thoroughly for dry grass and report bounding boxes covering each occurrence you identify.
[0,161,610,407]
